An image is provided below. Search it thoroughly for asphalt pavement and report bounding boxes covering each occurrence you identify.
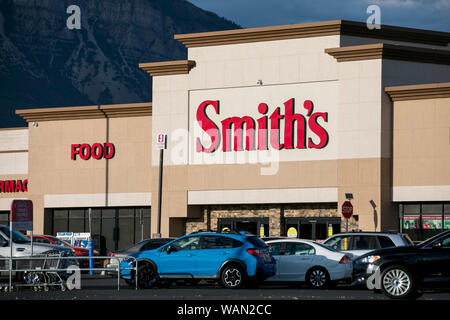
[1,274,450,300]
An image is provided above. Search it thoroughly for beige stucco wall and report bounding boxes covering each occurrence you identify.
[393,97,450,201]
[27,116,152,233]
[150,34,400,236]
[0,128,29,211]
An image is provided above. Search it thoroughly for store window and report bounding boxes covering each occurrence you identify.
[445,204,450,230]
[51,207,150,254]
[401,203,448,241]
[284,217,340,241]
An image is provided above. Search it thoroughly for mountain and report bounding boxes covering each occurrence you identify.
[0,0,240,127]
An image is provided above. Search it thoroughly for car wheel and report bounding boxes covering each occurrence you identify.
[137,264,157,289]
[306,267,330,289]
[220,265,244,289]
[380,265,417,299]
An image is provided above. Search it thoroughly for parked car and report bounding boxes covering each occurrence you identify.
[265,239,353,288]
[120,231,276,289]
[106,238,174,274]
[352,230,450,299]
[0,227,74,258]
[323,232,414,257]
[27,234,99,267]
[0,226,76,280]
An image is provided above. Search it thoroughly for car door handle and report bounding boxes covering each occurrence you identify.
[187,254,196,257]
[221,252,230,255]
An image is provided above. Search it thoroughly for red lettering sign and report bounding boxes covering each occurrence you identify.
[0,180,28,193]
[71,143,115,160]
[196,98,329,153]
[196,100,221,153]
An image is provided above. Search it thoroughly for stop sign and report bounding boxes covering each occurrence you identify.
[342,201,353,219]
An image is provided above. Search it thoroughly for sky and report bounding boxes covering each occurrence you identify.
[188,0,450,32]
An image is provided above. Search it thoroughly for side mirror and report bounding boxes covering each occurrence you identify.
[432,242,442,249]
[167,245,177,254]
[0,241,8,247]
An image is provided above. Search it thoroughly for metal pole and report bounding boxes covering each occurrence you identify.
[156,149,164,238]
[346,218,348,232]
[88,208,94,275]
[9,222,12,292]
[117,261,120,291]
[140,209,144,242]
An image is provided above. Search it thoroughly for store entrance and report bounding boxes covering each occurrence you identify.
[51,207,151,255]
[285,217,340,241]
[218,218,269,237]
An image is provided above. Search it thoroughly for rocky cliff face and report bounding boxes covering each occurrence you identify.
[0,0,239,127]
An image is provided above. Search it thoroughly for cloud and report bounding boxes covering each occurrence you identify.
[188,0,450,32]
[369,0,422,8]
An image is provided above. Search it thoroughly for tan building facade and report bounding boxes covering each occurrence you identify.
[1,20,449,252]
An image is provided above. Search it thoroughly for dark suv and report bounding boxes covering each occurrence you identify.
[120,231,276,289]
[353,230,450,299]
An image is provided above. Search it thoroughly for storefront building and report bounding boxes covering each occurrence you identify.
[1,104,153,254]
[1,20,449,250]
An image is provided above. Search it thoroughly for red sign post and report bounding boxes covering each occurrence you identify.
[342,201,353,232]
[9,200,34,288]
[10,200,33,231]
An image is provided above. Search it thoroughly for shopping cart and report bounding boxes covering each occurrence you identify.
[16,250,75,291]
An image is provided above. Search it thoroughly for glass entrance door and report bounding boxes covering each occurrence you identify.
[218,218,269,237]
[235,221,258,234]
[285,218,340,241]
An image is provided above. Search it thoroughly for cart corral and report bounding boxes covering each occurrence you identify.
[0,253,138,292]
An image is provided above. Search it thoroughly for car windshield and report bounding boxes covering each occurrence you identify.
[417,231,450,248]
[0,226,30,244]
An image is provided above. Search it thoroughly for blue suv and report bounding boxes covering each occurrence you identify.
[120,231,276,289]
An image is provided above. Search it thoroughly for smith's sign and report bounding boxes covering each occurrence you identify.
[196,98,329,153]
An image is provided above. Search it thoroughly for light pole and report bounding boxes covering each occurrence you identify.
[155,134,167,238]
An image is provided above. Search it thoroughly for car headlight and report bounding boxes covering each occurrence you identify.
[360,255,381,264]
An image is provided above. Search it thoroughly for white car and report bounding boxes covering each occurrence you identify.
[0,225,74,257]
[0,225,76,280]
[265,239,353,288]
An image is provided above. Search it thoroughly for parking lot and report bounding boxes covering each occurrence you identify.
[1,274,450,300]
